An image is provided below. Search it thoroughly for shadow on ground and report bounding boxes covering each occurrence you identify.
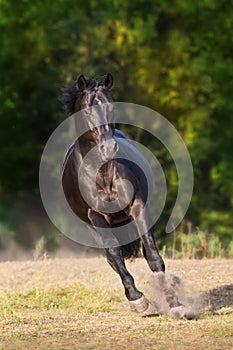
[203,284,233,313]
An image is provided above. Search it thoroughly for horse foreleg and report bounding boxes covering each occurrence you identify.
[141,228,165,273]
[129,201,165,273]
[105,247,149,312]
[88,209,149,312]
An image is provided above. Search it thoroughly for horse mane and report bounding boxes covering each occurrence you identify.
[60,80,78,115]
[60,75,107,115]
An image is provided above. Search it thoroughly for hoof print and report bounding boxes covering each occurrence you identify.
[169,305,196,320]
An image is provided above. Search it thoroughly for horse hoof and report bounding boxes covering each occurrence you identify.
[129,295,149,313]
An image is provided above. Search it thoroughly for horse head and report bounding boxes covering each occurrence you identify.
[61,73,118,161]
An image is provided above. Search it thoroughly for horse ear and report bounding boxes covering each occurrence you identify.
[104,73,113,90]
[77,75,87,92]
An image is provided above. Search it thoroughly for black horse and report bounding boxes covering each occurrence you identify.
[61,73,165,312]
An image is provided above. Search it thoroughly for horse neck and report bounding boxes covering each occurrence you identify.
[75,135,92,157]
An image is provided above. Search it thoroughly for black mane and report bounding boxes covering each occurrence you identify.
[60,80,77,115]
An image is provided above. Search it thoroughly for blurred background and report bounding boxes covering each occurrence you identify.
[0,0,232,260]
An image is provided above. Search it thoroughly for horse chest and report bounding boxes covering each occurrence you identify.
[95,163,119,201]
[96,181,117,202]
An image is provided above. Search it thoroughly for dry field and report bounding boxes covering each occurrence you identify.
[0,257,232,350]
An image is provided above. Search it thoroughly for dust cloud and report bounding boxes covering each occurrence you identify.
[145,271,201,319]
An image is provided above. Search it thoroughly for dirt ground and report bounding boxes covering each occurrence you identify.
[0,257,233,350]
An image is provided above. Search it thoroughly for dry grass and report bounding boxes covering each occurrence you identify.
[0,258,232,350]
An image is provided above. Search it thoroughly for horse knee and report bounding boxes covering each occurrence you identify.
[148,255,165,273]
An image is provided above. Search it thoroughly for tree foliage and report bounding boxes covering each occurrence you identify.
[0,0,232,244]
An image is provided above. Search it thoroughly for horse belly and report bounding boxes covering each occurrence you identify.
[105,211,129,226]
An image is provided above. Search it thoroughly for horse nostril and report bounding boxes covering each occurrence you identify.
[99,141,118,160]
[114,142,118,153]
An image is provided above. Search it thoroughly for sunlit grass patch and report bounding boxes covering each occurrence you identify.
[0,283,123,321]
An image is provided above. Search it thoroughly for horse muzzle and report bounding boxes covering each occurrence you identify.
[99,139,118,161]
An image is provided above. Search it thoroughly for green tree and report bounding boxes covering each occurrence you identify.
[0,0,232,248]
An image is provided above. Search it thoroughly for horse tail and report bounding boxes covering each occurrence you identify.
[121,239,141,260]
